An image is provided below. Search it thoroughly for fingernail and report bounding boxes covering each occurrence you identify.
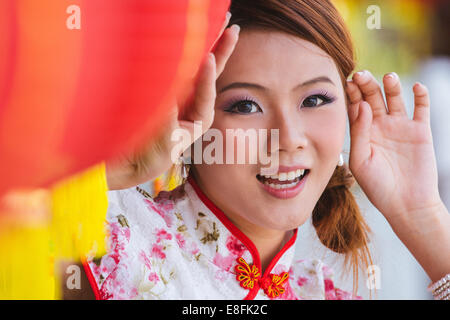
[355,70,366,78]
[385,72,397,80]
[226,11,232,21]
[230,24,240,35]
[413,82,423,90]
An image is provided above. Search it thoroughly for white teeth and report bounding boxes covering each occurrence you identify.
[262,169,306,181]
[287,171,296,180]
[261,169,309,190]
[265,181,298,189]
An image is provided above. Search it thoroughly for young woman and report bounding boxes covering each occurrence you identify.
[79,0,450,300]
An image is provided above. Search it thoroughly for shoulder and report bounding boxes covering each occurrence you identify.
[84,183,197,299]
[105,183,188,228]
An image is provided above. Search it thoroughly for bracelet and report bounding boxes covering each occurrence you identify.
[428,273,450,300]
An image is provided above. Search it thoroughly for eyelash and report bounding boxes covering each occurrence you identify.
[302,90,335,108]
[223,91,335,114]
[223,96,261,114]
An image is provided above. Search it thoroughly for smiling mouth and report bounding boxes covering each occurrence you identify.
[256,169,310,189]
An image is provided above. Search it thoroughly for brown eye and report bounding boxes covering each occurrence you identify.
[227,100,261,114]
[302,95,325,108]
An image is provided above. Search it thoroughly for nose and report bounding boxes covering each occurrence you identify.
[273,112,308,154]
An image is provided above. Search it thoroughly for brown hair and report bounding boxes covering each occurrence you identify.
[228,0,372,294]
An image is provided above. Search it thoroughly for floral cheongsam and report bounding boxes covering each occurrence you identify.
[83,175,361,300]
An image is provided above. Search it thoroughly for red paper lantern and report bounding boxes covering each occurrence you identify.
[0,0,229,197]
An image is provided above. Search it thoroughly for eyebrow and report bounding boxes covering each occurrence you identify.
[218,76,335,94]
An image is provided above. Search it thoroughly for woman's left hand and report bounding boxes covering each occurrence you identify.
[345,70,442,223]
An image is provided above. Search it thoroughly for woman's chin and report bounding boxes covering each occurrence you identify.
[244,204,311,231]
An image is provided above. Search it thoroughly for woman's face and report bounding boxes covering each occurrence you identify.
[193,29,347,232]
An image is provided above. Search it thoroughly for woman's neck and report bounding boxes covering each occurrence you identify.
[189,171,292,274]
[228,214,293,273]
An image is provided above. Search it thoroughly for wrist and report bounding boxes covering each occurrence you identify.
[105,158,136,190]
[386,200,447,235]
[386,200,450,283]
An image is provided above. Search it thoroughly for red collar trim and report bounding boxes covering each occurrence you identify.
[187,175,298,299]
[81,255,101,300]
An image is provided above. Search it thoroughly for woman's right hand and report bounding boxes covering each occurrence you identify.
[106,14,240,190]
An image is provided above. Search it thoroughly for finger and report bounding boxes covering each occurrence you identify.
[349,101,373,171]
[213,24,240,77]
[180,53,217,131]
[187,12,231,84]
[346,80,363,105]
[166,96,180,128]
[352,70,387,118]
[382,72,407,117]
[345,80,363,125]
[155,94,180,150]
[412,82,430,123]
[209,11,232,52]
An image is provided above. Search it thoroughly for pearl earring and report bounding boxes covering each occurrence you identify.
[338,153,344,166]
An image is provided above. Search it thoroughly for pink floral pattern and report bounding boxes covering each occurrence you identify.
[139,250,152,270]
[150,243,166,259]
[213,252,235,271]
[144,198,173,227]
[175,233,186,249]
[226,235,246,257]
[297,276,308,287]
[85,182,362,300]
[155,228,172,243]
[88,219,137,300]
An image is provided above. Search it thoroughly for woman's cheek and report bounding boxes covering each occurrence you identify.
[306,109,346,158]
[212,116,267,166]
